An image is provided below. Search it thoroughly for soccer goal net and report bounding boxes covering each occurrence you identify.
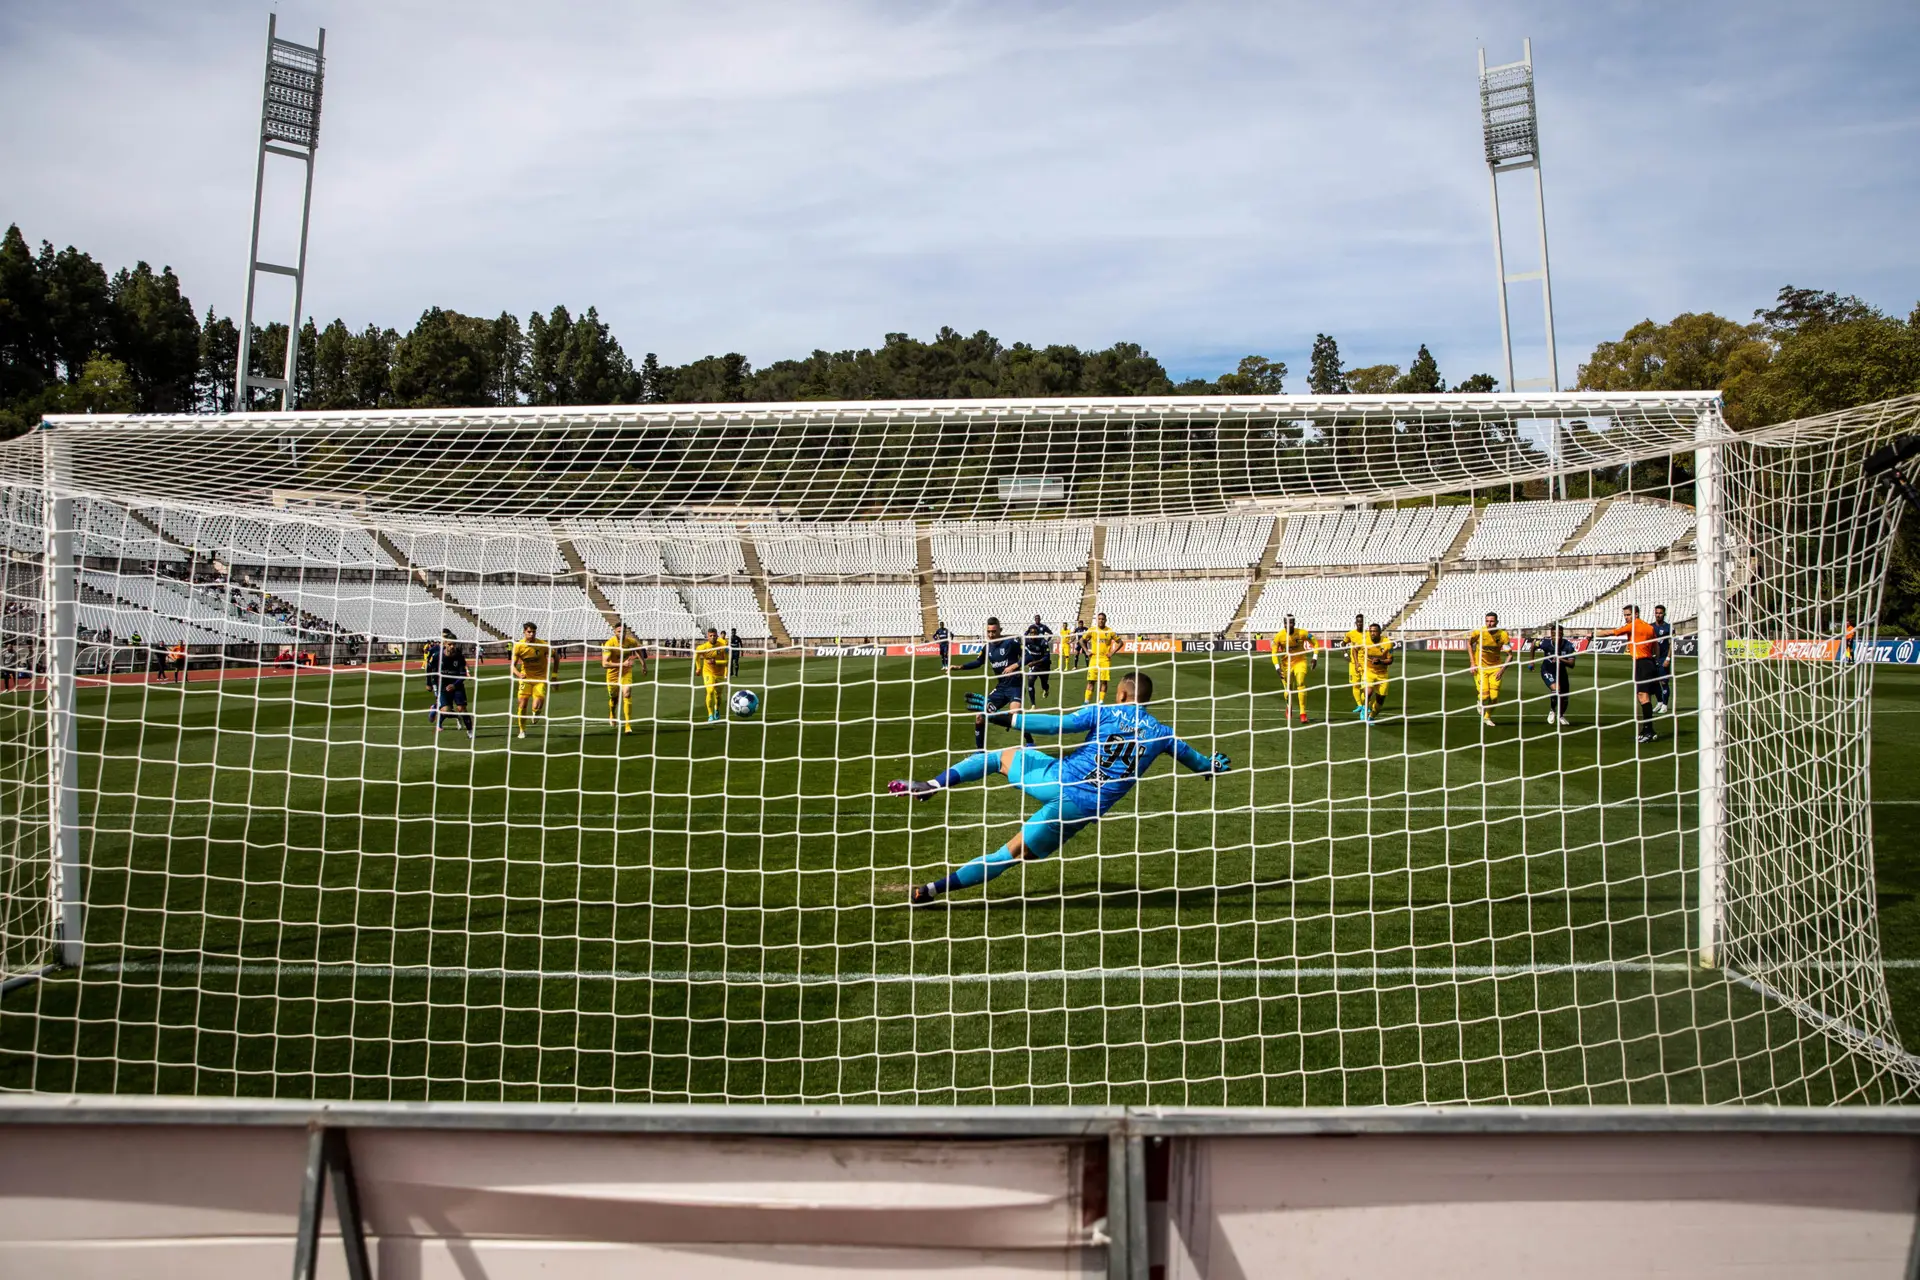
[2,391,1917,1106]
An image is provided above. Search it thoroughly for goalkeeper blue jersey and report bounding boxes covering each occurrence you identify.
[1019,703,1211,815]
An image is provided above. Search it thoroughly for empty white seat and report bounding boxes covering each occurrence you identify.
[1103,515,1274,570]
[1461,501,1595,560]
[1404,567,1634,631]
[1093,579,1249,635]
[1245,575,1427,634]
[1277,507,1468,567]
[1572,501,1695,556]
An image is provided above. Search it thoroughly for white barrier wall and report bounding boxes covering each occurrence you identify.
[0,1103,1916,1280]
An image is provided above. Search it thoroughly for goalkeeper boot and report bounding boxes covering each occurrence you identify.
[888,779,939,802]
[909,883,943,906]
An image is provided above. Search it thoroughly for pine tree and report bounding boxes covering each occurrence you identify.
[1392,344,1443,394]
[1308,333,1347,394]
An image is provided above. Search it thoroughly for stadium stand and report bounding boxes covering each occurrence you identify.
[75,604,225,646]
[0,488,42,555]
[651,522,749,577]
[449,582,610,641]
[76,498,185,563]
[83,572,300,645]
[933,582,1085,634]
[1565,561,1701,626]
[1461,500,1595,560]
[386,520,569,576]
[930,521,1093,573]
[1102,515,1275,570]
[143,508,387,569]
[770,584,921,637]
[1277,506,1468,567]
[1095,579,1249,635]
[554,521,669,578]
[595,583,704,639]
[752,521,918,577]
[1404,566,1635,631]
[1245,574,1427,634]
[679,585,774,639]
[268,578,479,643]
[1572,500,1695,556]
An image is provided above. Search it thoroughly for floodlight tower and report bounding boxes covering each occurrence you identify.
[1479,40,1560,397]
[234,14,325,412]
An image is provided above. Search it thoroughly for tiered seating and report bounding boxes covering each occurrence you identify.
[680,586,773,639]
[1404,567,1634,631]
[449,583,609,641]
[1277,507,1468,567]
[385,519,568,576]
[557,521,669,577]
[770,585,920,637]
[1094,580,1249,636]
[1565,562,1700,627]
[594,584,703,639]
[1572,501,1695,556]
[0,488,41,555]
[83,572,299,645]
[76,499,185,563]
[1461,500,1595,560]
[930,521,1093,573]
[269,578,478,642]
[934,583,1084,634]
[1245,575,1427,634]
[751,521,917,577]
[650,522,748,577]
[76,605,226,646]
[1102,515,1274,570]
[145,508,387,569]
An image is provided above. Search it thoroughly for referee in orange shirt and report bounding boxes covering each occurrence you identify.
[1608,604,1660,744]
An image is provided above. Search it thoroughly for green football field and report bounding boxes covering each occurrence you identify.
[3,647,1917,1105]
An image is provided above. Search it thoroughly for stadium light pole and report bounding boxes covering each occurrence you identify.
[234,14,325,412]
[1480,40,1564,495]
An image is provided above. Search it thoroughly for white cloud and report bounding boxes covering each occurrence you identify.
[2,0,1915,387]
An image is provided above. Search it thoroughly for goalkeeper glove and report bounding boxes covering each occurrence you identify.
[1209,753,1232,774]
[964,692,987,712]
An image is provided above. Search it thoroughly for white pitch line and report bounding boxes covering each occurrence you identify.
[91,959,1920,984]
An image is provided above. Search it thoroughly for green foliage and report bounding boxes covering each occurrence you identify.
[1345,363,1399,394]
[1215,354,1287,395]
[1575,311,1768,398]
[1391,344,1443,394]
[1307,334,1347,395]
[1451,372,1499,393]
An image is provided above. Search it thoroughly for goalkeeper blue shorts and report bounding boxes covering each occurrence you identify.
[1005,748,1097,859]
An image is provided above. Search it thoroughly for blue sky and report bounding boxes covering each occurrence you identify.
[2,0,1916,387]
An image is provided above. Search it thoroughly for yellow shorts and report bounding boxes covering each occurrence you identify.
[702,673,726,688]
[606,673,634,688]
[1473,668,1503,700]
[1363,676,1389,697]
[1087,662,1111,681]
[1281,658,1311,686]
[517,679,548,701]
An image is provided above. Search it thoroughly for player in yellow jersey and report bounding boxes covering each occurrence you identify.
[1465,611,1513,726]
[1358,622,1393,722]
[1342,612,1371,720]
[1083,612,1121,703]
[693,626,730,722]
[601,623,648,734]
[510,621,552,740]
[1270,612,1318,724]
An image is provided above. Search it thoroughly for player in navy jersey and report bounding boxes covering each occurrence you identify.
[1651,604,1673,713]
[420,636,445,725]
[1528,623,1578,727]
[889,670,1230,904]
[431,629,474,738]
[1023,615,1054,701]
[956,616,1030,748]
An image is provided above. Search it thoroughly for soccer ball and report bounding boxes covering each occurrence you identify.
[729,689,761,719]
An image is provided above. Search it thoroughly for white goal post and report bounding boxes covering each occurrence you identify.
[2,391,1918,1107]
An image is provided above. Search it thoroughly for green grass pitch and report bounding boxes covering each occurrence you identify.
[3,648,1917,1105]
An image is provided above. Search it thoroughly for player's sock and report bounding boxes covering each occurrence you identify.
[935,844,1018,894]
[933,751,997,790]
[974,717,986,749]
[622,694,632,729]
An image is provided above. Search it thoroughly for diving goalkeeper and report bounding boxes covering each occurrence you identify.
[889,670,1230,904]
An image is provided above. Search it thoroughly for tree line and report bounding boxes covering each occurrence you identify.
[0,222,1495,437]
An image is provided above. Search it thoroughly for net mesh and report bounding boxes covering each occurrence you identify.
[1,391,1916,1105]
